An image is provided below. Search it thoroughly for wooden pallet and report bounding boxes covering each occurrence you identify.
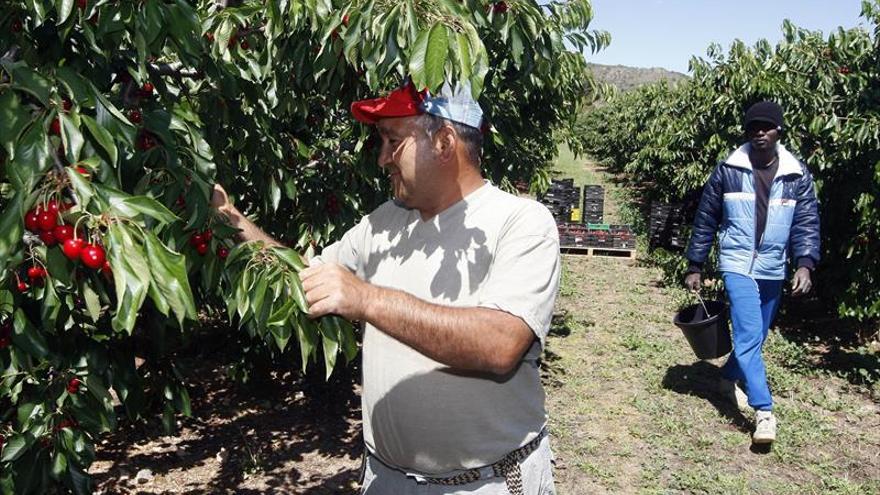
[560,245,636,259]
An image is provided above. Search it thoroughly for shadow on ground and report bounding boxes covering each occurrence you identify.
[92,326,363,494]
[776,295,879,393]
[661,360,752,433]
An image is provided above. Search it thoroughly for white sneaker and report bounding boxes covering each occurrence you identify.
[753,410,777,444]
[718,378,750,411]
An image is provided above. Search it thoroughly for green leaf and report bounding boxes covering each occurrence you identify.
[325,316,358,363]
[56,0,75,25]
[67,464,93,495]
[106,224,151,334]
[320,319,340,380]
[9,123,53,192]
[143,231,197,327]
[56,67,95,108]
[0,60,52,106]
[118,196,179,225]
[0,91,32,158]
[409,22,449,92]
[51,451,68,478]
[85,374,115,414]
[81,282,102,323]
[288,271,309,313]
[45,247,72,286]
[270,246,306,271]
[294,313,320,373]
[59,112,84,163]
[0,434,28,462]
[81,115,118,167]
[0,193,24,275]
[270,322,292,352]
[66,167,95,212]
[12,308,49,359]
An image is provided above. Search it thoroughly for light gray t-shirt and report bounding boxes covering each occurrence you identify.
[314,183,561,475]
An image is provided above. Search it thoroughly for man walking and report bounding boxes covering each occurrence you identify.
[212,81,560,493]
[684,101,820,444]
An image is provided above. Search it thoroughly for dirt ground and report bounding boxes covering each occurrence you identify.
[90,354,364,494]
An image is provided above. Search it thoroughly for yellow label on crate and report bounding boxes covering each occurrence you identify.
[570,208,582,222]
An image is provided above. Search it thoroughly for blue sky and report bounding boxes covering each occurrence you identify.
[586,1,869,73]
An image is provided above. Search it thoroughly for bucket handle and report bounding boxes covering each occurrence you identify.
[694,291,713,319]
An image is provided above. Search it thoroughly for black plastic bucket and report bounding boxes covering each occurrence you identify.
[673,299,731,359]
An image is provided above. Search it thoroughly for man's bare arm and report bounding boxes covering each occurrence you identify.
[300,263,536,375]
[211,184,283,247]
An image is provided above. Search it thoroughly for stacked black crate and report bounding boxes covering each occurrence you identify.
[540,179,580,224]
[609,224,636,249]
[649,202,688,250]
[558,222,587,247]
[582,185,604,224]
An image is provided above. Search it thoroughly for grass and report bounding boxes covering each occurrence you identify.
[544,154,880,495]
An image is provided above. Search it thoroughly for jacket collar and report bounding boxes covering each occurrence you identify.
[724,143,803,176]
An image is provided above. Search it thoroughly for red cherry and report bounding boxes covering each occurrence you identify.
[240,39,250,50]
[228,35,238,47]
[62,238,86,260]
[217,246,229,259]
[76,0,87,10]
[196,243,209,256]
[190,232,205,246]
[342,14,350,26]
[141,82,154,94]
[128,109,142,124]
[37,209,58,231]
[27,266,45,280]
[88,13,98,25]
[175,195,186,208]
[205,32,215,42]
[75,166,90,177]
[62,99,72,112]
[25,210,40,232]
[491,1,509,13]
[50,118,61,136]
[39,230,57,246]
[16,281,28,293]
[80,244,106,269]
[67,377,81,394]
[202,229,213,242]
[12,19,22,33]
[53,224,74,243]
[0,336,9,349]
[136,131,158,150]
[101,261,112,275]
[46,199,61,213]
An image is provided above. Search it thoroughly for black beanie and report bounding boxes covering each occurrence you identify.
[743,101,784,129]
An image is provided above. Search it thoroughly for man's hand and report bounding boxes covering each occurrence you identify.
[300,263,374,320]
[211,184,234,215]
[208,183,282,246]
[791,266,812,296]
[684,272,702,292]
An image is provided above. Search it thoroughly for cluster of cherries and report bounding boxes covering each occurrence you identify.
[20,199,108,292]
[189,228,229,259]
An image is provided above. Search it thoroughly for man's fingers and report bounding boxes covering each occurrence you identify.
[299,265,326,286]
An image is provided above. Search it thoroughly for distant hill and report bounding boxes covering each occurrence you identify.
[588,63,689,93]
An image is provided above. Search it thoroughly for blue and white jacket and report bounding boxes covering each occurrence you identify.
[686,143,820,280]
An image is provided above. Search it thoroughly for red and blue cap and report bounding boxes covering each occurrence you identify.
[351,80,484,129]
